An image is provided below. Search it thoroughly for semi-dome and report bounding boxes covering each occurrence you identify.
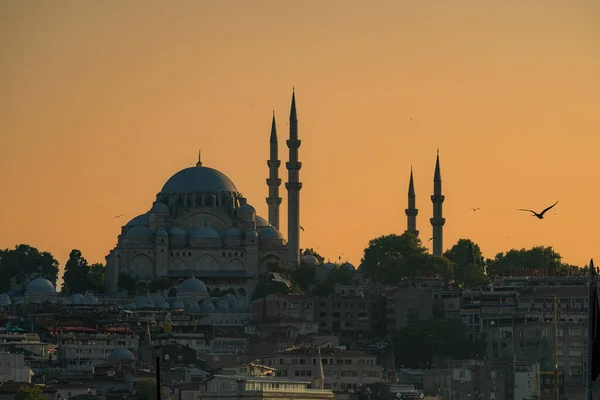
[126,213,150,227]
[190,226,221,240]
[124,225,154,239]
[107,347,135,362]
[169,227,187,238]
[225,227,242,238]
[178,276,208,294]
[258,226,284,240]
[25,277,56,294]
[238,203,255,213]
[245,229,259,239]
[160,165,238,194]
[255,215,269,228]
[151,202,170,213]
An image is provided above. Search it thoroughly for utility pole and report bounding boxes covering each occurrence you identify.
[554,295,559,400]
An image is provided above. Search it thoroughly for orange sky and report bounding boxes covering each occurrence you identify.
[1,0,599,277]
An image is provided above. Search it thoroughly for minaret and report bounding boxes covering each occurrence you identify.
[266,112,282,229]
[430,149,445,256]
[404,167,419,236]
[285,89,302,265]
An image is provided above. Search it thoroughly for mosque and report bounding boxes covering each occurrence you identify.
[101,89,448,299]
[103,91,307,298]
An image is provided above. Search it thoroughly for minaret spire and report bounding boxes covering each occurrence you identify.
[266,112,282,229]
[430,150,445,257]
[405,167,419,236]
[286,89,302,265]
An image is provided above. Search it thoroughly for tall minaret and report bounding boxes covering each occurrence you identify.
[285,89,302,265]
[430,149,445,257]
[266,112,282,229]
[405,167,419,236]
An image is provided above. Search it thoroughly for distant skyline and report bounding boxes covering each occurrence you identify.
[1,0,599,274]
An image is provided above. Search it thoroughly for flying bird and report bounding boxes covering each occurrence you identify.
[113,214,124,219]
[428,237,433,242]
[299,226,305,232]
[518,201,559,219]
[470,207,481,211]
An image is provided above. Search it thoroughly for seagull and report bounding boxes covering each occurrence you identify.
[299,226,305,232]
[518,201,559,219]
[470,207,481,211]
[113,214,124,219]
[428,237,433,242]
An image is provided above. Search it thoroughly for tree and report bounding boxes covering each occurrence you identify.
[135,379,157,399]
[311,264,357,297]
[360,233,432,283]
[148,277,172,293]
[444,239,488,287]
[290,263,317,290]
[302,248,325,264]
[15,385,45,400]
[0,244,59,293]
[486,246,568,277]
[118,273,137,294]
[61,249,90,294]
[392,317,486,368]
[87,263,106,293]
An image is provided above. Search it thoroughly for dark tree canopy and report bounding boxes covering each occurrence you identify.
[15,385,46,400]
[87,263,106,294]
[361,233,448,283]
[0,244,59,292]
[444,239,487,287]
[148,277,172,293]
[135,379,157,400]
[290,263,317,290]
[61,249,90,294]
[486,246,573,277]
[393,316,486,368]
[118,273,137,294]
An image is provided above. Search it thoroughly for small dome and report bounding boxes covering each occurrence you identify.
[71,293,85,304]
[107,348,135,362]
[231,301,247,312]
[199,299,216,312]
[222,293,237,306]
[258,226,284,240]
[215,299,230,311]
[161,165,238,194]
[124,225,154,239]
[245,229,259,239]
[341,262,355,270]
[301,254,319,265]
[178,276,208,294]
[255,215,269,228]
[150,202,170,213]
[155,227,168,236]
[225,227,242,238]
[323,262,336,271]
[25,277,56,294]
[126,213,150,227]
[169,227,187,239]
[190,226,221,240]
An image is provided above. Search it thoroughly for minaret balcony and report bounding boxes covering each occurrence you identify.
[405,209,419,217]
[430,194,445,203]
[285,182,303,191]
[286,161,302,170]
[266,178,281,186]
[266,197,282,205]
[267,160,281,168]
[430,217,446,226]
[286,139,302,148]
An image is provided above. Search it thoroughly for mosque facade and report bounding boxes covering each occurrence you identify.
[104,92,305,298]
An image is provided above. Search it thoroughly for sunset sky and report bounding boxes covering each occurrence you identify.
[1,0,599,278]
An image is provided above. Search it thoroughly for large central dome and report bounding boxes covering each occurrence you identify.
[160,164,239,194]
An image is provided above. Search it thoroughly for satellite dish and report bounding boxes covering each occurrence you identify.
[395,393,402,399]
[420,393,425,399]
